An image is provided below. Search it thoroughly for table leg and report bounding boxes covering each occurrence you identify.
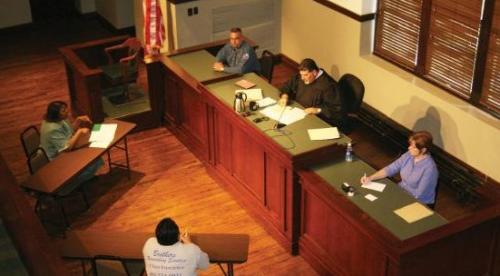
[107,150,112,173]
[227,263,234,276]
[124,136,130,180]
[56,196,70,228]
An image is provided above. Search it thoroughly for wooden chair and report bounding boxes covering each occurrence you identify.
[259,50,275,83]
[20,125,40,159]
[101,38,142,104]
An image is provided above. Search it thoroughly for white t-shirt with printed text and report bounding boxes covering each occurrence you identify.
[143,238,209,276]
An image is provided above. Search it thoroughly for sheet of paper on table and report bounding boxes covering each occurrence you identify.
[307,127,340,140]
[256,97,276,108]
[89,124,117,148]
[361,181,386,192]
[394,202,434,223]
[259,105,306,126]
[235,88,263,100]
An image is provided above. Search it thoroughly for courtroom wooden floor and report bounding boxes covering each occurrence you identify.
[0,15,316,275]
[0,13,468,275]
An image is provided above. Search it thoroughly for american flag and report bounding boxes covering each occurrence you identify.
[143,0,165,56]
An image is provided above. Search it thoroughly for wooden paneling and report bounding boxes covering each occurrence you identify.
[301,177,387,276]
[178,81,209,151]
[299,167,500,276]
[163,68,179,124]
[231,126,265,203]
[213,110,233,175]
[265,154,286,231]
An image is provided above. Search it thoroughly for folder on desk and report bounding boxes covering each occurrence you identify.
[394,202,434,223]
[235,79,256,89]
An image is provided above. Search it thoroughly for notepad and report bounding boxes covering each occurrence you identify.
[307,127,340,140]
[394,202,434,223]
[361,181,386,192]
[235,88,263,100]
[235,79,256,89]
[89,123,117,148]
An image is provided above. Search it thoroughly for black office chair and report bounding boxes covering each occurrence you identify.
[20,125,40,159]
[338,73,365,132]
[92,255,145,276]
[259,50,275,83]
[27,147,50,175]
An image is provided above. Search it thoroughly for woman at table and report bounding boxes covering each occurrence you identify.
[40,101,103,186]
[360,131,439,208]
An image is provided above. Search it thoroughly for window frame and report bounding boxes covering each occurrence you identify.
[373,0,500,119]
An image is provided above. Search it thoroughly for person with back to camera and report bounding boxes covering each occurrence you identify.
[360,131,439,208]
[213,27,260,74]
[278,58,344,126]
[40,100,103,189]
[143,217,209,276]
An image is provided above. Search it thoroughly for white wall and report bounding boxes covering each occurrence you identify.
[74,0,96,14]
[96,0,134,29]
[281,0,500,182]
[0,0,32,28]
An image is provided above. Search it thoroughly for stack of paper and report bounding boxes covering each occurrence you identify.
[235,88,263,100]
[259,105,306,126]
[307,127,340,140]
[89,124,117,148]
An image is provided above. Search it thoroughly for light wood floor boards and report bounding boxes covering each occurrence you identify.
[0,17,317,275]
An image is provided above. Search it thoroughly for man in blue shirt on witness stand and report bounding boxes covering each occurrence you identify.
[213,27,260,74]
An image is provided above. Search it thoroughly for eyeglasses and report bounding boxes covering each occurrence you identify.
[253,116,269,123]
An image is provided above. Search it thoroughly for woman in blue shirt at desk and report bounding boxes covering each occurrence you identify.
[40,101,103,189]
[361,131,439,208]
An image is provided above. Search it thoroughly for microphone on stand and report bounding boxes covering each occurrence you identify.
[273,105,287,130]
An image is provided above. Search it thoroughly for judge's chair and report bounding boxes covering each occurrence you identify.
[101,38,142,105]
[259,50,275,83]
[338,73,365,132]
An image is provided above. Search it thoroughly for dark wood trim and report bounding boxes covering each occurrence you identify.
[373,51,500,119]
[470,0,494,103]
[313,0,375,22]
[415,0,432,75]
[278,53,299,69]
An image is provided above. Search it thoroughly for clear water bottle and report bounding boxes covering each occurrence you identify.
[345,142,353,162]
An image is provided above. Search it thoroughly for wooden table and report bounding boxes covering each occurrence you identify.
[23,119,135,194]
[21,119,136,226]
[57,230,249,276]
